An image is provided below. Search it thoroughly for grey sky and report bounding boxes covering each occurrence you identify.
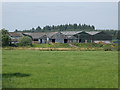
[2,2,118,32]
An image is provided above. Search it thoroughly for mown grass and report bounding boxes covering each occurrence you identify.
[2,50,118,88]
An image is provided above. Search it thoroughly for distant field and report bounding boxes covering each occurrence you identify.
[2,50,118,88]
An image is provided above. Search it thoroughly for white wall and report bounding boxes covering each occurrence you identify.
[55,39,64,43]
[38,39,46,44]
[42,39,46,44]
[73,40,77,43]
[38,39,41,43]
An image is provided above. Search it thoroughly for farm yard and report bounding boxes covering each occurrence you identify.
[2,50,118,88]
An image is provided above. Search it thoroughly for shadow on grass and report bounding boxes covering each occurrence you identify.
[2,73,30,88]
[2,72,30,78]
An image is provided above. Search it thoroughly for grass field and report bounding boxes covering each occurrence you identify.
[2,50,118,88]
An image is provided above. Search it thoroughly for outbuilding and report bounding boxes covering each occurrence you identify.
[9,32,24,43]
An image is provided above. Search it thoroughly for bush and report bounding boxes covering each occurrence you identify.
[0,29,11,46]
[104,46,112,51]
[72,43,104,48]
[10,44,17,47]
[19,36,32,46]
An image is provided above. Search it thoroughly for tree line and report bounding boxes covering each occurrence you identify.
[15,23,95,32]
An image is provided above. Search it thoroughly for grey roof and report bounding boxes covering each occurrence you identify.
[51,32,68,39]
[46,32,58,37]
[61,31,82,36]
[9,32,24,37]
[39,35,47,39]
[86,31,101,35]
[24,33,44,39]
[67,36,77,39]
[61,31,102,36]
[23,31,103,40]
[24,32,58,39]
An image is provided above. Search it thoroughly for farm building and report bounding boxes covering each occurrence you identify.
[24,32,78,44]
[61,31,112,43]
[86,31,112,43]
[9,31,112,44]
[23,32,57,43]
[9,32,24,43]
[61,31,91,43]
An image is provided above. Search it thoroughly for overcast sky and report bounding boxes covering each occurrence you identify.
[2,2,118,32]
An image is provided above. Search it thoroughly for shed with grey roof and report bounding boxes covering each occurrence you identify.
[67,36,78,43]
[90,31,112,43]
[9,32,24,43]
[50,32,68,43]
[23,32,58,43]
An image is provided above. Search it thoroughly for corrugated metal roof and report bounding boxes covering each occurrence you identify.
[24,33,44,39]
[61,31,101,36]
[24,32,58,39]
[9,32,24,37]
[61,31,82,36]
[67,36,77,39]
[39,35,47,39]
[23,31,103,39]
[51,32,68,39]
[86,31,101,35]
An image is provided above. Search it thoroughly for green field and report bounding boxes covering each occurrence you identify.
[2,50,118,88]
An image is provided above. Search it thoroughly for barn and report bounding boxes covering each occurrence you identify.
[86,31,112,43]
[61,31,112,43]
[23,32,57,43]
[50,32,68,43]
[24,32,78,44]
[10,31,112,44]
[61,31,91,43]
[74,31,92,43]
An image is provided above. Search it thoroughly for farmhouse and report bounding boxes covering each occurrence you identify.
[9,31,112,44]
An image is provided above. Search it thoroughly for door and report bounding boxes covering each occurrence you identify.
[52,39,55,43]
[40,39,42,43]
[64,39,68,43]
[79,39,81,43]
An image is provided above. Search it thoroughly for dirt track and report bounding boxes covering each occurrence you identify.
[2,47,103,51]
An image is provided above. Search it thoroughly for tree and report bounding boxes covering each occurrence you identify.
[43,26,51,31]
[13,23,96,32]
[73,23,77,29]
[31,28,35,32]
[117,30,120,40]
[91,25,95,30]
[0,29,11,46]
[19,36,32,46]
[15,29,18,32]
[36,26,41,32]
[78,24,82,30]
